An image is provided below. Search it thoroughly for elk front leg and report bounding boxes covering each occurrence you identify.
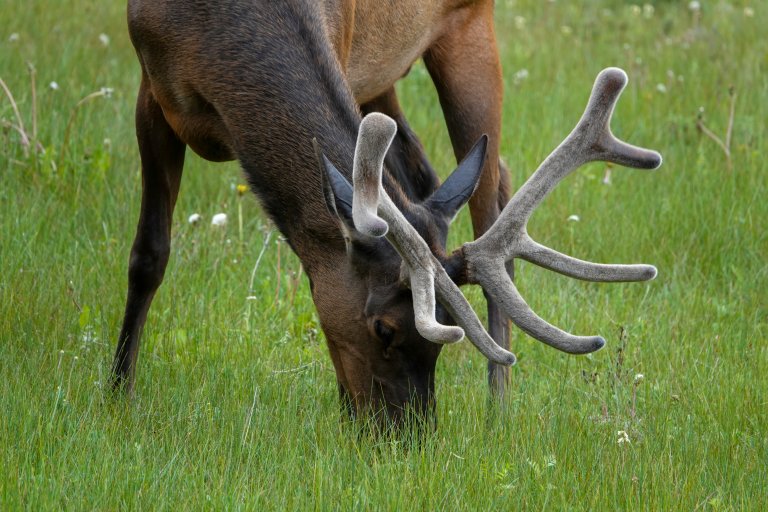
[111,79,186,394]
[361,87,440,201]
[424,1,512,396]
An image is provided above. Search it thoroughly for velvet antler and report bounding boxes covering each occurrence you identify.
[461,67,661,354]
[350,67,661,362]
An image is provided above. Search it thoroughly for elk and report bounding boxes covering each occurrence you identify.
[112,0,661,424]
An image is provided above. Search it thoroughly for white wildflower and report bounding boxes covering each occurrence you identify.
[513,68,529,85]
[744,7,754,17]
[188,213,202,225]
[617,430,631,444]
[688,1,701,12]
[514,16,526,29]
[567,214,580,222]
[98,33,110,46]
[211,213,228,227]
[643,4,654,18]
[656,83,668,94]
[49,81,60,91]
[99,87,114,98]
[8,33,20,43]
[630,5,642,16]
[634,373,645,384]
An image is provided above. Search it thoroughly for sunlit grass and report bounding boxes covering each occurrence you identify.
[1,0,766,509]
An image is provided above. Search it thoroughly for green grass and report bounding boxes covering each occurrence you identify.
[1,0,766,509]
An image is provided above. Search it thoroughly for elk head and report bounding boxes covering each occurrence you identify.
[313,68,661,427]
[312,122,499,426]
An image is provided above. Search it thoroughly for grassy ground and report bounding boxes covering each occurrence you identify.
[1,0,765,509]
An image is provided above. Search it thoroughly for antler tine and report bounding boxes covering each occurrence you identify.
[351,114,392,238]
[520,238,658,282]
[352,114,516,364]
[462,67,662,354]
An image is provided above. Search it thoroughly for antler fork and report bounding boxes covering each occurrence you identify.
[351,67,662,362]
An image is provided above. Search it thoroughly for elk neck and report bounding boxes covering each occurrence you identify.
[128,1,429,273]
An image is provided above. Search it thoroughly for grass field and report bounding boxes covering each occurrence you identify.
[1,0,766,509]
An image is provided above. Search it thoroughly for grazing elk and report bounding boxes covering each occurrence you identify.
[112,0,661,424]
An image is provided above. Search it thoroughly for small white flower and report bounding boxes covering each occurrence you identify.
[567,214,580,222]
[744,7,754,17]
[49,81,60,91]
[602,168,612,185]
[103,138,112,148]
[513,68,529,85]
[98,33,110,46]
[617,430,631,444]
[99,87,114,98]
[188,213,202,225]
[634,373,645,384]
[643,4,654,18]
[211,213,228,227]
[630,5,642,16]
[656,83,668,94]
[514,16,526,29]
[688,1,701,12]
[8,32,20,43]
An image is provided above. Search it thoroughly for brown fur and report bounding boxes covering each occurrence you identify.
[112,0,511,425]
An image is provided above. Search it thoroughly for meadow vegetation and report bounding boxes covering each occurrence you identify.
[1,0,765,509]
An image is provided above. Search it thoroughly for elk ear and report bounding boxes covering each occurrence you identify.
[426,135,488,222]
[314,139,355,226]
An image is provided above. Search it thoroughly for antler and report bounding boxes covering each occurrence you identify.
[462,67,661,354]
[351,67,661,363]
[350,113,517,365]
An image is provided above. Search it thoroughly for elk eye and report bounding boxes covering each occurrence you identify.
[373,319,395,347]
